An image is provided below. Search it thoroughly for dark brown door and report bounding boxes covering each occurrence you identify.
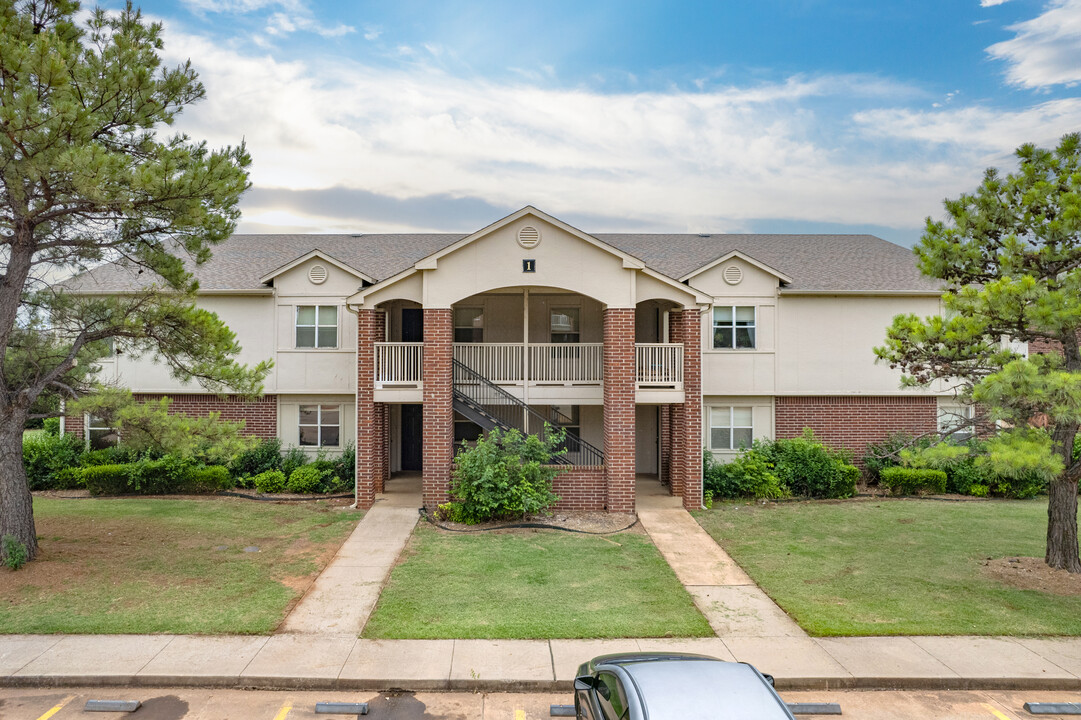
[401,404,423,471]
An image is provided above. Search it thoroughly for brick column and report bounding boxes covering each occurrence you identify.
[356,308,385,509]
[423,308,454,509]
[671,308,703,509]
[659,404,672,487]
[603,307,636,513]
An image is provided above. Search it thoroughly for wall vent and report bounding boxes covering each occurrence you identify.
[308,264,328,285]
[723,265,743,285]
[517,225,541,249]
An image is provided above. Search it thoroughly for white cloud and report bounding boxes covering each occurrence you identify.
[987,0,1081,87]
[981,0,1012,6]
[265,11,354,38]
[363,25,382,41]
[158,30,1075,235]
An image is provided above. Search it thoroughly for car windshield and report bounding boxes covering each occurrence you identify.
[624,661,792,720]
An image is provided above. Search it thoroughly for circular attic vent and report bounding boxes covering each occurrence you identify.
[517,225,541,249]
[723,265,743,285]
[308,264,328,285]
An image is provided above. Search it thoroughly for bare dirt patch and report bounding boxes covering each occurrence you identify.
[427,511,642,535]
[982,556,1081,596]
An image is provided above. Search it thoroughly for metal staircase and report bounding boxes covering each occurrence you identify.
[452,359,605,466]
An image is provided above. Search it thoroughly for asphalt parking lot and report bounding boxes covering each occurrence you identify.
[3,687,1081,720]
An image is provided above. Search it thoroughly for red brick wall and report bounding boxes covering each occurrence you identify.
[671,309,703,509]
[603,308,636,513]
[551,466,606,511]
[775,396,937,466]
[63,412,84,439]
[356,308,385,508]
[131,394,277,437]
[423,309,454,509]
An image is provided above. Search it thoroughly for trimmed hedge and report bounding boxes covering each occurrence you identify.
[81,458,233,496]
[879,467,948,495]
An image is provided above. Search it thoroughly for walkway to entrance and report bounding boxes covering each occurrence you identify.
[635,476,806,638]
[279,473,422,635]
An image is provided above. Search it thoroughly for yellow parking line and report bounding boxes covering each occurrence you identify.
[34,695,74,720]
[273,703,293,720]
[982,703,1013,720]
[515,710,526,720]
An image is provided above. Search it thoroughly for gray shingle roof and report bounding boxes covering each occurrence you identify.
[65,231,939,295]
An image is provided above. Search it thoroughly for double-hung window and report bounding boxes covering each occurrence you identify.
[710,406,754,450]
[713,306,755,349]
[87,414,119,450]
[938,403,975,443]
[296,306,338,348]
[453,307,484,343]
[299,404,340,447]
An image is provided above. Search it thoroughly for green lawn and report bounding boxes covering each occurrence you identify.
[694,498,1081,636]
[1,497,359,634]
[363,525,714,639]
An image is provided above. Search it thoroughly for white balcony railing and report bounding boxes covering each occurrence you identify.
[374,342,423,388]
[453,343,524,383]
[635,343,684,389]
[375,341,683,391]
[529,343,603,384]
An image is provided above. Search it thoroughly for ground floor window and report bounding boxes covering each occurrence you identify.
[86,413,119,450]
[709,406,753,450]
[454,412,483,444]
[299,404,340,447]
[938,403,974,442]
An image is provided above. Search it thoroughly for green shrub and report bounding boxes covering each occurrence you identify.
[252,469,287,493]
[81,464,135,495]
[863,432,933,484]
[969,483,990,497]
[879,467,948,495]
[759,430,857,499]
[230,437,282,478]
[838,464,861,492]
[281,446,309,478]
[434,501,468,523]
[22,431,84,490]
[703,449,786,499]
[333,444,355,487]
[450,427,563,524]
[188,465,232,492]
[42,417,60,435]
[2,535,28,571]
[287,465,323,493]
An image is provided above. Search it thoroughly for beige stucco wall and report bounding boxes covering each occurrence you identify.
[358,215,699,311]
[112,294,276,392]
[775,294,940,396]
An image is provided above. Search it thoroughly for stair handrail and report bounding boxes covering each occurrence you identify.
[452,359,605,466]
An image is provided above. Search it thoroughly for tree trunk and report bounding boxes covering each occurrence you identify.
[1046,476,1081,573]
[0,414,37,562]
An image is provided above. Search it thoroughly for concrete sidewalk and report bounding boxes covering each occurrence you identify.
[4,633,1081,691]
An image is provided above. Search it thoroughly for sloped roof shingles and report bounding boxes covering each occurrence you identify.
[65,231,939,295]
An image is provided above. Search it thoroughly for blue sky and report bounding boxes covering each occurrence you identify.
[123,0,1081,246]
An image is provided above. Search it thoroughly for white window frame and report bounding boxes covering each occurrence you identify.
[938,403,975,442]
[295,305,339,349]
[550,307,581,344]
[298,404,341,447]
[712,305,756,350]
[709,406,754,451]
[85,413,119,449]
[453,306,484,343]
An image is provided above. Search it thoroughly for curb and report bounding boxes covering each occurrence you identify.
[5,675,1081,693]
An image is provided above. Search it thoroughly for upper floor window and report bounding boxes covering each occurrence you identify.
[299,404,340,447]
[551,307,580,343]
[296,305,338,348]
[710,406,753,450]
[713,306,755,349]
[454,307,484,343]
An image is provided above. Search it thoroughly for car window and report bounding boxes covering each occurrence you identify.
[595,672,630,720]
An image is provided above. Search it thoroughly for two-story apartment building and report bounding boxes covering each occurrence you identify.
[64,206,948,512]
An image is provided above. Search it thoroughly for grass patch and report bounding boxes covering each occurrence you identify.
[694,498,1081,636]
[1,497,359,634]
[363,526,713,639]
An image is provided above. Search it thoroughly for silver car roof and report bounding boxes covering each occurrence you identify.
[619,659,793,720]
